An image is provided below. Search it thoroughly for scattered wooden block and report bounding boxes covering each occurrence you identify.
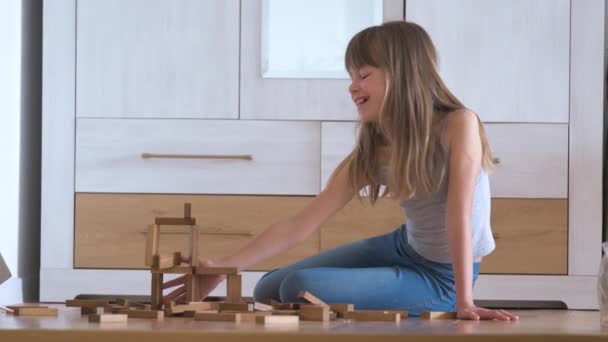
[270,310,300,315]
[152,252,181,270]
[166,301,218,316]
[194,312,241,323]
[298,291,329,309]
[12,307,58,317]
[126,309,164,320]
[238,312,272,323]
[151,266,194,274]
[104,305,129,314]
[88,314,127,323]
[253,302,273,312]
[329,303,354,318]
[226,274,242,303]
[343,310,405,322]
[145,224,160,267]
[190,225,199,268]
[185,274,195,302]
[65,299,109,308]
[184,309,218,318]
[299,305,330,322]
[270,299,300,310]
[421,311,458,320]
[256,315,299,326]
[155,217,196,226]
[195,267,238,275]
[115,298,130,307]
[330,311,337,320]
[219,302,252,312]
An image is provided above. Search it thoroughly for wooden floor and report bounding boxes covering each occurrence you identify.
[1,306,607,342]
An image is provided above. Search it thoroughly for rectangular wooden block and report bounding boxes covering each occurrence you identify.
[270,299,300,310]
[81,306,99,315]
[256,315,299,326]
[343,310,404,322]
[184,309,218,318]
[151,266,195,274]
[329,303,354,318]
[253,302,273,312]
[184,203,192,218]
[155,217,196,226]
[270,310,300,315]
[195,267,238,275]
[297,290,329,309]
[12,307,58,317]
[88,314,128,323]
[219,302,253,312]
[104,305,130,314]
[194,312,241,323]
[144,224,160,267]
[421,311,458,320]
[151,272,163,310]
[152,252,181,269]
[166,301,218,316]
[190,225,199,267]
[65,299,109,308]
[299,305,330,322]
[238,312,272,323]
[226,274,242,303]
[126,309,164,320]
[115,298,130,307]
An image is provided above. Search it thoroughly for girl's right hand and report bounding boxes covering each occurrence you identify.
[162,258,230,304]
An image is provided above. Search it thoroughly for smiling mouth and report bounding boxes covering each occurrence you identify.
[355,97,369,107]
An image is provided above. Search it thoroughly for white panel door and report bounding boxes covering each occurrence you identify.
[76,119,321,195]
[321,122,568,198]
[406,0,570,123]
[76,0,239,119]
[240,0,404,120]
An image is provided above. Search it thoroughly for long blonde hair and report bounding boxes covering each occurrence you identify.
[337,21,494,204]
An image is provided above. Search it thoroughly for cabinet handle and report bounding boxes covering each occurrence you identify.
[141,153,253,161]
[141,229,254,237]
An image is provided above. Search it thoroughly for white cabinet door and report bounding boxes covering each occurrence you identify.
[76,119,321,195]
[406,0,570,123]
[76,0,239,119]
[240,0,404,121]
[321,122,568,198]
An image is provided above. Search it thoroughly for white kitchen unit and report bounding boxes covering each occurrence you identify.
[41,0,604,310]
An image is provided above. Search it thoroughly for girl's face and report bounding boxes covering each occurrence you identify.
[348,65,387,123]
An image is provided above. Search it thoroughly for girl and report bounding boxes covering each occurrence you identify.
[164,21,518,321]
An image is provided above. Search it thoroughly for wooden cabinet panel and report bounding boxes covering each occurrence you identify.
[320,197,567,275]
[321,122,568,198]
[75,119,321,195]
[74,194,319,271]
[76,0,239,118]
[406,0,570,123]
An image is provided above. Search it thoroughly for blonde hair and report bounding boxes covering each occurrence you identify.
[337,21,494,204]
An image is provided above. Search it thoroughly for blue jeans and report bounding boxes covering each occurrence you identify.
[253,224,480,316]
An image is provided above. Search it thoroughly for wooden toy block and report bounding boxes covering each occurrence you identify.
[104,305,129,314]
[115,298,129,307]
[65,299,109,308]
[12,307,58,317]
[189,301,221,310]
[81,306,99,315]
[151,266,195,274]
[184,202,192,218]
[194,312,241,323]
[185,274,197,302]
[152,252,181,269]
[190,225,199,267]
[155,217,196,226]
[195,267,238,275]
[299,305,330,322]
[88,314,128,323]
[237,312,272,323]
[166,301,218,316]
[184,309,218,318]
[343,310,406,322]
[0,305,14,313]
[298,290,329,309]
[270,299,300,310]
[126,309,164,320]
[270,310,300,315]
[421,311,458,320]
[145,224,160,266]
[329,303,354,318]
[256,315,299,326]
[330,311,337,320]
[253,302,273,312]
[124,300,149,309]
[218,302,253,312]
[151,272,163,310]
[226,274,242,303]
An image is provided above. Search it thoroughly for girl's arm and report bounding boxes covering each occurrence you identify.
[221,160,357,272]
[445,109,518,321]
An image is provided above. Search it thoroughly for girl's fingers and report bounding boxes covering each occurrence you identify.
[499,309,519,320]
[163,275,186,289]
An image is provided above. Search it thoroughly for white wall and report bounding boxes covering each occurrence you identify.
[0,0,42,305]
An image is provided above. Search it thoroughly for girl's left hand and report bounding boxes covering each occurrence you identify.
[457,304,519,321]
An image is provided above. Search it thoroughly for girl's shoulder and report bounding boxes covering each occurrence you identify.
[441,108,480,149]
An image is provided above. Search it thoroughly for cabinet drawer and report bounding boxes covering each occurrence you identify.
[320,198,567,275]
[75,194,319,271]
[76,119,320,195]
[321,122,568,198]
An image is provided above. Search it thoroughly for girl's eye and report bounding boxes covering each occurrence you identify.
[361,73,370,79]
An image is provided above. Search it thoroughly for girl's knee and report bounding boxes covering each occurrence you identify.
[278,269,318,303]
[252,268,282,302]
